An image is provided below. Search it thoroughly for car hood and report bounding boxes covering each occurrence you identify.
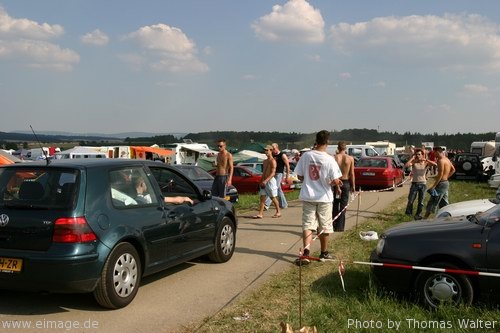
[382,217,475,238]
[436,199,496,217]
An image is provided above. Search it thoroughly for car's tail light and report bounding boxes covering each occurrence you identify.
[52,217,97,243]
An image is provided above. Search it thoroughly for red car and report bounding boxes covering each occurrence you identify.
[354,156,404,191]
[210,165,294,194]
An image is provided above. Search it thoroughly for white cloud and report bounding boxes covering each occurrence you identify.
[0,39,79,71]
[306,54,321,62]
[330,13,500,72]
[374,81,386,88]
[124,23,208,72]
[0,7,78,70]
[463,84,490,93]
[0,6,63,40]
[81,29,109,46]
[425,104,452,114]
[252,0,325,44]
[339,72,351,79]
[242,74,257,80]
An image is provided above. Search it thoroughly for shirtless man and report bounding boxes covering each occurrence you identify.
[211,139,233,198]
[254,145,281,219]
[424,147,455,218]
[333,141,355,231]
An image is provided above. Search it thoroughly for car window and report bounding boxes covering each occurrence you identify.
[149,167,198,202]
[109,167,159,207]
[348,148,362,159]
[0,167,79,210]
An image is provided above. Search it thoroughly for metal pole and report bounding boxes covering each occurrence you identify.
[299,254,302,328]
[355,189,361,231]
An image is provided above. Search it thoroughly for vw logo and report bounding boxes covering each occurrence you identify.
[0,214,9,227]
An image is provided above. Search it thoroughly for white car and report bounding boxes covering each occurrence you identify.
[436,186,500,217]
[489,173,500,188]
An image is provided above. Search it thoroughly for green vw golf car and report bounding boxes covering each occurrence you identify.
[0,159,237,308]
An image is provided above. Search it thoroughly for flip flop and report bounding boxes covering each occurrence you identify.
[253,215,263,219]
[272,214,281,218]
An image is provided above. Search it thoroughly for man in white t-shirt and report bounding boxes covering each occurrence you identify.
[294,130,342,264]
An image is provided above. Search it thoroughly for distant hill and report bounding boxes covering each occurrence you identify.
[8,130,188,140]
[0,131,121,143]
[1,129,496,151]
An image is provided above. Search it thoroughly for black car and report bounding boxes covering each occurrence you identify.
[396,153,412,175]
[452,152,484,181]
[171,165,239,203]
[0,159,237,308]
[370,204,500,308]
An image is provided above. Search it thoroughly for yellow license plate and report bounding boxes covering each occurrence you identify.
[0,257,23,273]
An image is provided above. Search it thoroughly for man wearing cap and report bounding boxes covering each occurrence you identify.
[254,145,281,219]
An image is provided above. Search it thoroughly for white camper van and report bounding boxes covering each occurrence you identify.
[326,144,379,160]
[162,142,216,165]
[55,147,107,159]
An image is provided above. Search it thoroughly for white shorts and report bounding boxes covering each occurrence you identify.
[259,177,278,197]
[302,201,333,233]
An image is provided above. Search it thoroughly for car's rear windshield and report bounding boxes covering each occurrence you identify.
[0,168,79,210]
[357,159,387,168]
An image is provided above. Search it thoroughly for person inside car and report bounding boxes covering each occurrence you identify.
[134,175,193,205]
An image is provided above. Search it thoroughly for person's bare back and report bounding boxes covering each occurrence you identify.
[335,153,354,180]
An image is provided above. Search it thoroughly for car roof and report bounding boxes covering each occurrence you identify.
[0,159,160,169]
[359,156,391,160]
[171,165,201,169]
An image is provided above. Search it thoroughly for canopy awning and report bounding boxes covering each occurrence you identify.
[0,155,14,165]
[131,146,174,156]
[0,150,21,164]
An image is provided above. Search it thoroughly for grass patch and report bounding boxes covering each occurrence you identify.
[190,181,497,333]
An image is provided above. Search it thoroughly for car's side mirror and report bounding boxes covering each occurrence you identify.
[203,190,212,200]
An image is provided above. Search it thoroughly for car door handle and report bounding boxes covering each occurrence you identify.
[167,211,177,218]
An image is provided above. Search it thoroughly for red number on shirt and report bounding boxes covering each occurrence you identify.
[309,165,321,180]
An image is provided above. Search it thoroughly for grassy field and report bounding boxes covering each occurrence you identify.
[190,181,498,333]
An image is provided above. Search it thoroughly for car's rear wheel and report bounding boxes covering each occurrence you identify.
[208,217,236,263]
[415,262,473,309]
[93,242,142,309]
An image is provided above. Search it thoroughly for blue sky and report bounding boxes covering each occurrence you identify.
[1,0,499,135]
